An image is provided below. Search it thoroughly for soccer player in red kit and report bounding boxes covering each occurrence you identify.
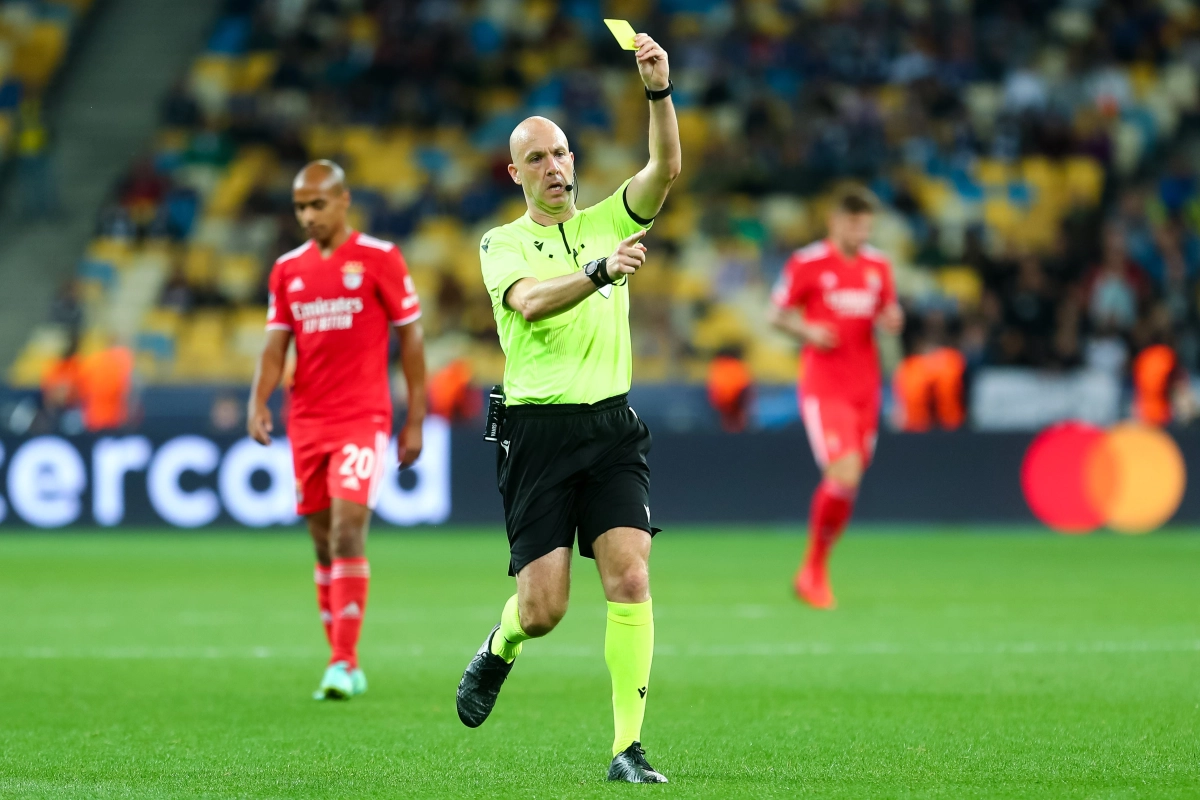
[766,185,903,609]
[248,160,427,698]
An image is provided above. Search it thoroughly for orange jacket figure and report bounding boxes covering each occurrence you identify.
[929,347,966,429]
[428,359,479,422]
[1133,344,1179,426]
[893,348,965,432]
[893,354,934,431]
[41,354,81,412]
[77,345,134,431]
[707,354,753,433]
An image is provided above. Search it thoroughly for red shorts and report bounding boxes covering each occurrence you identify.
[799,393,880,469]
[290,425,391,516]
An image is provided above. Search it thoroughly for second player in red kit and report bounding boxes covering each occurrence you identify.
[249,160,427,699]
[767,185,903,608]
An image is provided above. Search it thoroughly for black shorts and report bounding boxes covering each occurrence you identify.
[497,394,659,576]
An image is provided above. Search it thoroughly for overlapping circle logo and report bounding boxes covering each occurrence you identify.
[1021,421,1186,534]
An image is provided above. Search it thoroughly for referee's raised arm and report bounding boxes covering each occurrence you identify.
[625,33,682,223]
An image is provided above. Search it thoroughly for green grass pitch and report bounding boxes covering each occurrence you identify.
[1,528,1197,798]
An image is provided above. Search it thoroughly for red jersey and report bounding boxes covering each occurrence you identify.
[266,231,421,433]
[771,239,895,402]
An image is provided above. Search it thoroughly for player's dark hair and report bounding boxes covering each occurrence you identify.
[833,184,878,215]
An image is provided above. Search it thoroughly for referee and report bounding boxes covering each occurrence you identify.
[456,33,680,783]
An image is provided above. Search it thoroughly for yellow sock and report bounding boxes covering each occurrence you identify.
[489,594,527,663]
[605,599,654,755]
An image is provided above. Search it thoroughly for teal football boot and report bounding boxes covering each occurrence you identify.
[350,667,368,697]
[313,661,354,700]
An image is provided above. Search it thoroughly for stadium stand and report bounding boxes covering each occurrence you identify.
[6,0,1200,406]
[0,0,92,170]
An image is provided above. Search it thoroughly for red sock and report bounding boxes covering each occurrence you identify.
[314,564,333,647]
[329,558,370,668]
[805,479,856,572]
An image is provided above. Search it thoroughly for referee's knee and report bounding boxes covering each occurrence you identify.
[604,564,650,605]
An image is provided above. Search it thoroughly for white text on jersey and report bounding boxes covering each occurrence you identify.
[290,296,365,333]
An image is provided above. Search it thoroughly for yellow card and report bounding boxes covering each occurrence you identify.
[604,18,638,50]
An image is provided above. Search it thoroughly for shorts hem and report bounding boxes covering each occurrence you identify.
[507,523,660,577]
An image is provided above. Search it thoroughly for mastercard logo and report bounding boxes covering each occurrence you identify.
[1021,421,1186,534]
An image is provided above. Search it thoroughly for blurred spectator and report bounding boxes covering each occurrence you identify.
[16,100,60,220]
[49,278,84,340]
[997,256,1057,366]
[707,349,753,434]
[427,359,480,423]
[893,313,965,432]
[38,335,81,432]
[119,158,170,231]
[1085,225,1147,332]
[77,339,134,432]
[210,394,244,433]
[159,264,195,314]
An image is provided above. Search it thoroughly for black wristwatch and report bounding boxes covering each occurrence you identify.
[583,257,611,287]
[645,79,673,101]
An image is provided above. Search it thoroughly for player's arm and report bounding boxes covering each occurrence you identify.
[624,34,681,222]
[765,261,836,349]
[396,320,426,468]
[505,231,648,321]
[248,329,290,444]
[766,304,837,350]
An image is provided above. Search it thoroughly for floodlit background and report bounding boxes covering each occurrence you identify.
[0,2,1197,798]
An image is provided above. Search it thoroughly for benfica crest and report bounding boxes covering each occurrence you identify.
[342,261,364,289]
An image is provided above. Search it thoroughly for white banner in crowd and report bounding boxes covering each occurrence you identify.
[971,368,1122,431]
[0,419,451,528]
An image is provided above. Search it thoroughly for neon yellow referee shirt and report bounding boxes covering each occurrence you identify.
[480,179,653,406]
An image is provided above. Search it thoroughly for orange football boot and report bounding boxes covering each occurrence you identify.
[794,562,836,609]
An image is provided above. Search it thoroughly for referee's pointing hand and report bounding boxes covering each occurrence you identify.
[608,230,648,279]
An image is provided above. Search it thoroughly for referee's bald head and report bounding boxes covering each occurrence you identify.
[508,117,575,214]
[509,116,568,164]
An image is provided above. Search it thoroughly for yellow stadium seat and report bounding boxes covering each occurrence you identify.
[480,89,522,116]
[913,175,952,216]
[747,341,797,383]
[1129,62,1157,101]
[634,355,669,383]
[172,312,230,380]
[0,112,12,154]
[691,306,749,353]
[975,158,1013,187]
[937,266,983,309]
[87,237,134,269]
[141,307,181,335]
[206,148,273,216]
[217,254,261,303]
[983,196,1020,232]
[190,55,236,90]
[236,52,278,92]
[231,307,268,360]
[1020,156,1059,192]
[13,22,66,90]
[185,246,217,284]
[348,13,379,43]
[675,109,709,153]
[304,125,342,159]
[1064,156,1105,206]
